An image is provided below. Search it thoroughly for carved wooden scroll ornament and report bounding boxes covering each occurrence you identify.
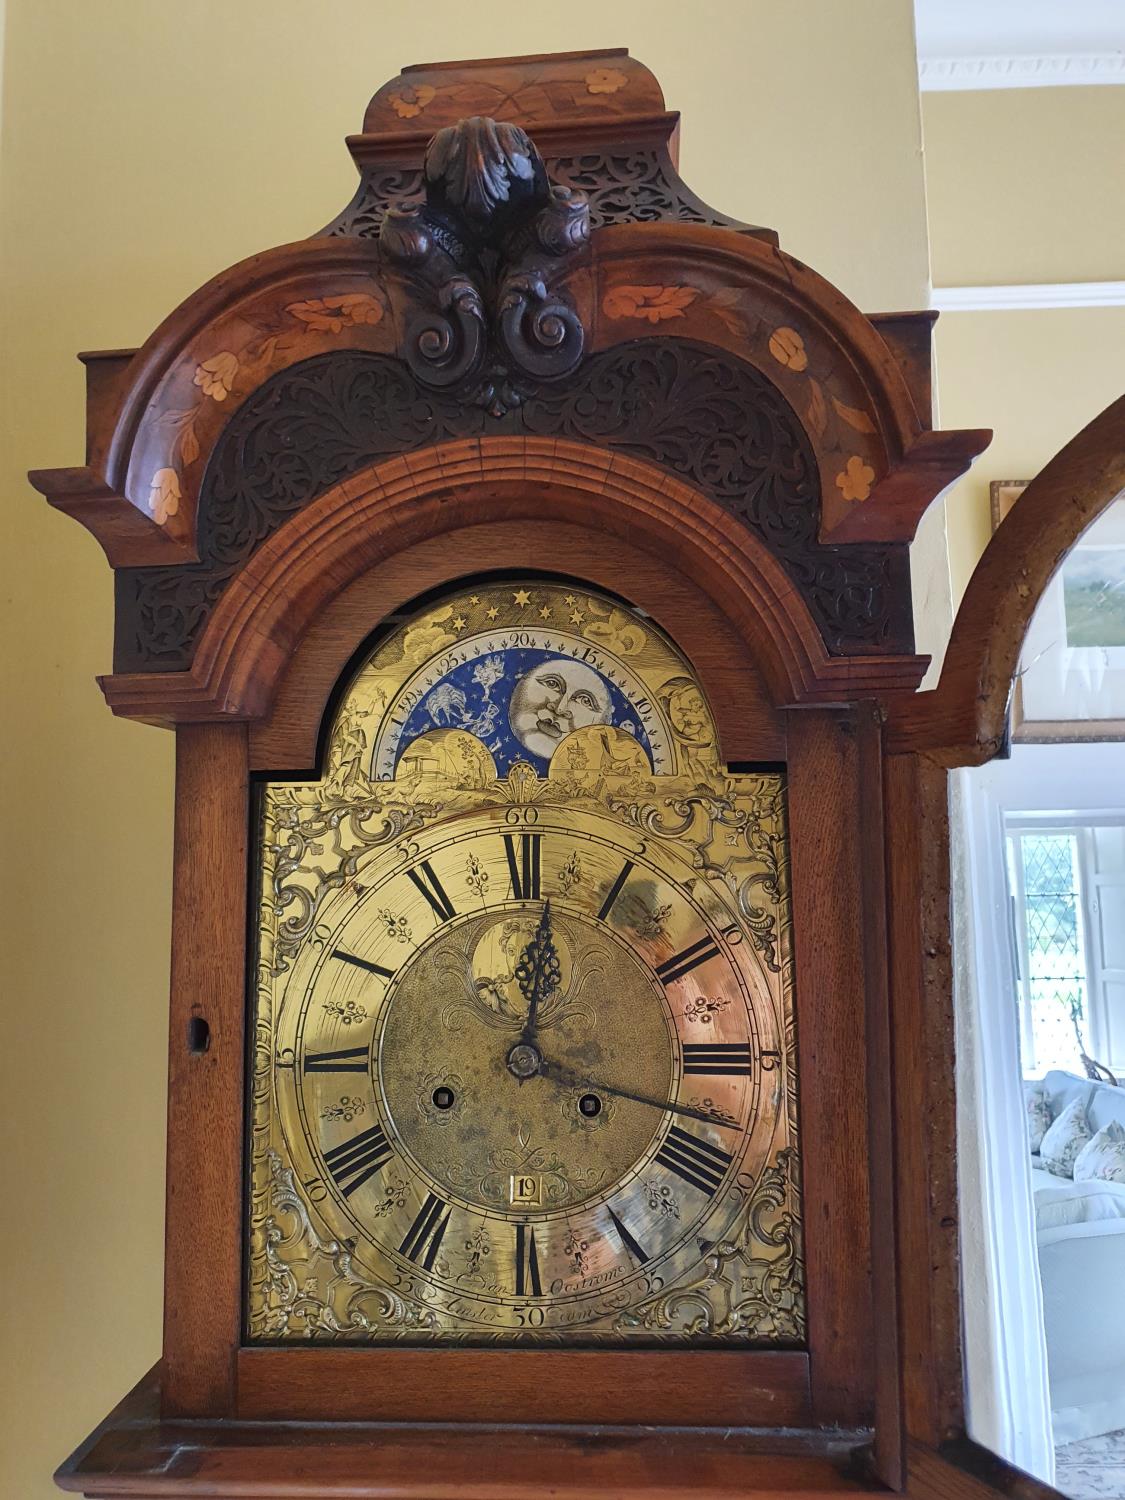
[379,115,589,416]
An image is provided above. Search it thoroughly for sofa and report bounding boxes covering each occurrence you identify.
[1030,1070,1125,1444]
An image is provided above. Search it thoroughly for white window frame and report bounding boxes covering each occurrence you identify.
[1004,812,1125,1075]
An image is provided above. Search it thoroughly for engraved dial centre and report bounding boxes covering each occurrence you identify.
[376,907,675,1216]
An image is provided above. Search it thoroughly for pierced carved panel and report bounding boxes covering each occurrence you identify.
[322,150,751,240]
[114,343,912,673]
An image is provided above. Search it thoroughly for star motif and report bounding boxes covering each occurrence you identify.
[468,595,480,606]
[513,589,532,607]
[485,606,500,621]
[569,609,585,626]
[539,605,552,620]
[564,595,577,606]
[452,615,467,631]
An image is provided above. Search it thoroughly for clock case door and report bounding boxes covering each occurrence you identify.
[33,47,1028,1498]
[247,574,803,1370]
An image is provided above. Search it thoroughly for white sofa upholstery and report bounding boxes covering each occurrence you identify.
[1032,1070,1125,1443]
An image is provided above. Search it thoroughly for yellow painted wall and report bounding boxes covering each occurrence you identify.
[936,307,1125,598]
[0,4,930,1495]
[924,87,1125,288]
[922,87,1125,598]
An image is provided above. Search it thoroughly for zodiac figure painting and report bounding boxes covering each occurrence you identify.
[391,648,653,778]
[658,675,720,782]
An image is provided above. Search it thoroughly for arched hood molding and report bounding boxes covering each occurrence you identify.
[98,437,928,727]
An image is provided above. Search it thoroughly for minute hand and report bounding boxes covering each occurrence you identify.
[538,1058,740,1130]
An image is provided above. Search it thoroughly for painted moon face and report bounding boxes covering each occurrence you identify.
[508,658,613,760]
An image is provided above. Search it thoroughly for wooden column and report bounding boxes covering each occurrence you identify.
[161,724,249,1415]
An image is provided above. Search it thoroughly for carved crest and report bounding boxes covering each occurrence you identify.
[379,115,590,416]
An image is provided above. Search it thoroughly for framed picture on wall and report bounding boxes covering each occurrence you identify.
[992,480,1125,742]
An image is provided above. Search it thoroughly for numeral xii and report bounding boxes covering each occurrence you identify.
[504,832,541,901]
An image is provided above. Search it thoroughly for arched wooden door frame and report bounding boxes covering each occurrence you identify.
[889,395,1125,765]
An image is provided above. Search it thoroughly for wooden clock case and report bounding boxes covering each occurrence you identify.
[32,46,1125,1500]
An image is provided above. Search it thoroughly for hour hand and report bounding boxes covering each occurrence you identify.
[514,900,560,1041]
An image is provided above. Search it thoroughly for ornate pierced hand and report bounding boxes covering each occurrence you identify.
[537,1055,740,1129]
[514,900,561,1044]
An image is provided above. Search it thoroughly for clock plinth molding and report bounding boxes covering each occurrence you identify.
[33,44,1106,1500]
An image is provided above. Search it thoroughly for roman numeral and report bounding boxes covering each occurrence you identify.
[514,1223,543,1296]
[330,948,395,981]
[682,1042,753,1076]
[596,859,635,922]
[655,935,720,985]
[606,1205,649,1265]
[399,1192,452,1270]
[655,1125,733,1197]
[303,1045,370,1073]
[503,832,542,901]
[322,1124,393,1196]
[406,861,457,923]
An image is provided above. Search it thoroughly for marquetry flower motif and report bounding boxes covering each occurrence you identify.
[602,285,698,323]
[388,83,436,119]
[285,293,384,333]
[585,66,627,95]
[192,350,239,402]
[835,455,876,502]
[148,467,181,525]
[767,326,808,372]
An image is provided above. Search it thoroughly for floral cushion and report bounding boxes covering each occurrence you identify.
[1024,1081,1053,1153]
[1074,1119,1125,1186]
[1039,1095,1093,1178]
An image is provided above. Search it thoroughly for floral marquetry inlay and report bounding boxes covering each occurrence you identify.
[249,576,801,1346]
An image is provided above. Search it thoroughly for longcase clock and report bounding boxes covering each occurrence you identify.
[32,45,1036,1500]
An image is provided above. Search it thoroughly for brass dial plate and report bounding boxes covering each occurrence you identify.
[248,579,802,1345]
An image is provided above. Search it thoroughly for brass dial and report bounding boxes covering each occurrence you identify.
[250,579,802,1345]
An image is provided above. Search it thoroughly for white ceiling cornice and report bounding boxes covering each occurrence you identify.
[931,282,1125,311]
[916,0,1125,91]
[921,52,1125,92]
